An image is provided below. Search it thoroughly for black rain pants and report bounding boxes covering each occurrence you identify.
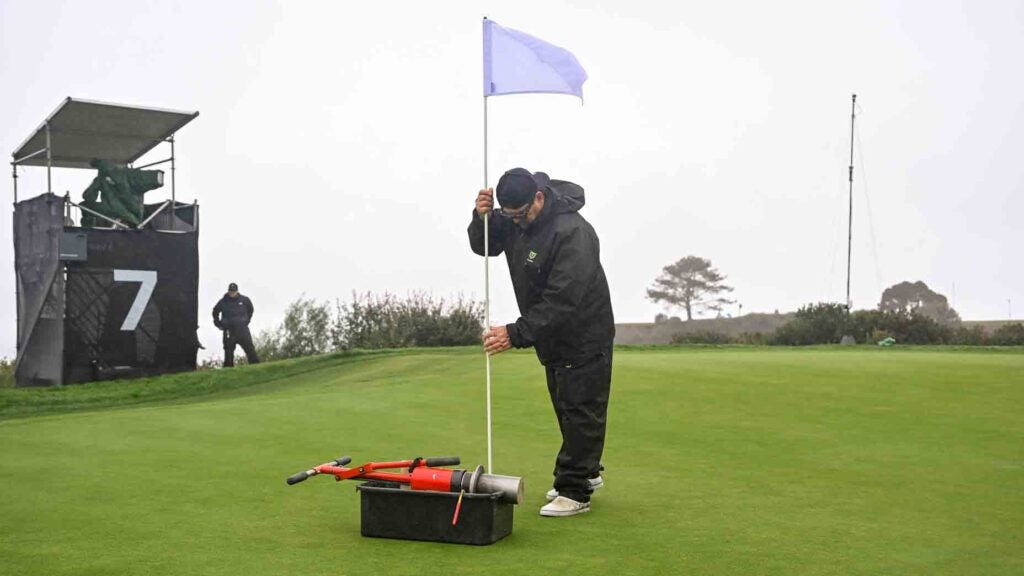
[545,347,612,503]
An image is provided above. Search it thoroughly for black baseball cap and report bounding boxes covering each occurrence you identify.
[228,282,238,291]
[496,168,550,208]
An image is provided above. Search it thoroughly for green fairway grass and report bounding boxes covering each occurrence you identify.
[1,347,1021,575]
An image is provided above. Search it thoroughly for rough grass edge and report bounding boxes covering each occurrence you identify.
[0,348,452,422]
[4,345,1021,420]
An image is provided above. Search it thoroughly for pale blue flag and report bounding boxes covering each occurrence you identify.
[482,18,588,99]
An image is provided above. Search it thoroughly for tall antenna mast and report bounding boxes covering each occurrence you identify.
[846,94,856,312]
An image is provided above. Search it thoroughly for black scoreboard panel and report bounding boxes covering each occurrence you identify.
[64,228,199,383]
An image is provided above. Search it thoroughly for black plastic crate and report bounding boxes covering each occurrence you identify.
[356,481,514,545]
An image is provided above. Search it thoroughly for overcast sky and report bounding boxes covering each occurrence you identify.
[2,0,1022,359]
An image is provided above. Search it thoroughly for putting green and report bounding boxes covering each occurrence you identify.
[1,347,1021,575]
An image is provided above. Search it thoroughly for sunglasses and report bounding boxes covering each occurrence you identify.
[495,198,535,220]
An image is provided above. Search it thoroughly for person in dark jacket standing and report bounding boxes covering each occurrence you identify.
[468,167,615,517]
[212,282,260,367]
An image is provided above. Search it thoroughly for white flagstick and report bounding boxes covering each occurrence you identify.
[483,94,493,474]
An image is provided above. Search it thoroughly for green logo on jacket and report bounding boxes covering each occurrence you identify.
[527,250,538,263]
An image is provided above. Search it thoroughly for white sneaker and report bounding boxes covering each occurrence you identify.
[539,496,590,517]
[545,476,604,502]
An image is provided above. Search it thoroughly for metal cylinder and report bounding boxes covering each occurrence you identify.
[474,473,524,505]
[460,465,523,505]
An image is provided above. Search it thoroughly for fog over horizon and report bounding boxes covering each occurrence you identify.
[2,0,1021,358]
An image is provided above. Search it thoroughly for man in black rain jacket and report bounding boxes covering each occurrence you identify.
[212,282,260,367]
[468,167,614,517]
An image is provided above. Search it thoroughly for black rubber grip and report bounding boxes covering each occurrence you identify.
[425,456,460,467]
[449,469,466,492]
[287,470,312,485]
[331,456,352,466]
